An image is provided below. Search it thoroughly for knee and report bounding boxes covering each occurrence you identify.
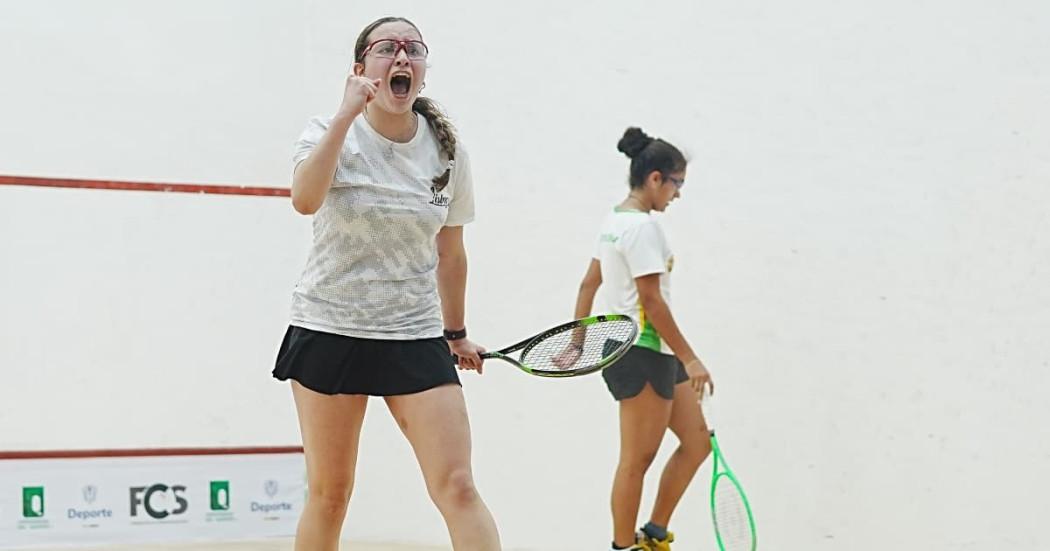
[307,479,353,519]
[619,449,659,477]
[680,436,712,466]
[430,468,480,511]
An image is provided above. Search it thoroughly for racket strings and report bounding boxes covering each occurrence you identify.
[520,319,636,372]
[713,475,754,550]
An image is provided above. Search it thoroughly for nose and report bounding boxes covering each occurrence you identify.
[394,47,410,65]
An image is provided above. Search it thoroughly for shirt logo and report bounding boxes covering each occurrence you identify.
[429,181,450,207]
[429,159,454,208]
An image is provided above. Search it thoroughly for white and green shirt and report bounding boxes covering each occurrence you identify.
[289,113,475,340]
[594,208,674,354]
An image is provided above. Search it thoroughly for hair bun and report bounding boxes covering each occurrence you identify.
[617,127,653,159]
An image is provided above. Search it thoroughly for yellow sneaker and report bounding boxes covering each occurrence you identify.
[638,528,674,551]
[609,544,651,551]
[610,536,654,551]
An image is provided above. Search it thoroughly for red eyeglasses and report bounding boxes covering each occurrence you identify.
[361,39,429,60]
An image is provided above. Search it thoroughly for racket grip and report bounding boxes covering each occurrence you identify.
[452,352,494,365]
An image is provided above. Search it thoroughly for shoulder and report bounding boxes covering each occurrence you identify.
[448,139,472,184]
[452,137,470,165]
[301,114,332,132]
[621,214,665,242]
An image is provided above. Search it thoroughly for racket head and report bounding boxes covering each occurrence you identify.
[710,436,757,551]
[514,314,638,377]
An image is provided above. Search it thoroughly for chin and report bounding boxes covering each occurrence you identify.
[379,95,416,114]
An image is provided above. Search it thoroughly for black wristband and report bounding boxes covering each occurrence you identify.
[443,327,467,341]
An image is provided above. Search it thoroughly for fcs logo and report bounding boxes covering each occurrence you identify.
[264,480,279,499]
[129,484,188,519]
[82,485,98,504]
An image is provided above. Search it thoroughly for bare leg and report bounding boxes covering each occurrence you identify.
[385,385,501,550]
[649,382,711,528]
[611,383,674,548]
[290,382,368,551]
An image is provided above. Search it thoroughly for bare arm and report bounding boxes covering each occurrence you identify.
[569,259,603,347]
[636,273,713,393]
[636,273,696,363]
[572,258,603,319]
[291,113,355,215]
[436,226,468,331]
[436,225,486,372]
[291,75,380,215]
[551,260,603,367]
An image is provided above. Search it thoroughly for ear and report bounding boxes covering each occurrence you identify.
[644,170,664,189]
[352,62,365,76]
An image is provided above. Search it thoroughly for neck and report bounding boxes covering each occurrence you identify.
[364,106,417,143]
[620,192,653,213]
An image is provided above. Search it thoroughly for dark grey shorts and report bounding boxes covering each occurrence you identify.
[601,345,688,401]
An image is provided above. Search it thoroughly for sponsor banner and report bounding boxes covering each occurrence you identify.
[0,452,303,547]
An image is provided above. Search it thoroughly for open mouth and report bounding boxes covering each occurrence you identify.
[390,74,412,98]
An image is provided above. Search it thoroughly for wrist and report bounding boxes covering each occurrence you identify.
[333,109,360,125]
[443,327,467,341]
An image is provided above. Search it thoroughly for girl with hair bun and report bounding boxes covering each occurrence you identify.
[562,127,715,550]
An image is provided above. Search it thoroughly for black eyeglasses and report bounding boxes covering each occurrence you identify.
[663,174,685,189]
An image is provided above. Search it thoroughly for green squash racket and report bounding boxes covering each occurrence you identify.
[703,389,758,550]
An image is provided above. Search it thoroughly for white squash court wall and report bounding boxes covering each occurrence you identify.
[2,1,1048,549]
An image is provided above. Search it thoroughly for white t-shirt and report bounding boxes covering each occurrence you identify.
[594,208,674,354]
[289,113,475,339]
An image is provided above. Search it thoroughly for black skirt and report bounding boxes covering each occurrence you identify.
[272,325,461,396]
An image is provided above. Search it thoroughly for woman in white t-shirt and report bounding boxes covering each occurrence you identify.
[271,17,500,551]
[566,128,715,551]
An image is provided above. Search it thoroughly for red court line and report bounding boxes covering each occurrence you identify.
[0,175,290,197]
[0,446,304,460]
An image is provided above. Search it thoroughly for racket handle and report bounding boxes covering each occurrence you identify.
[699,386,715,429]
[452,352,495,365]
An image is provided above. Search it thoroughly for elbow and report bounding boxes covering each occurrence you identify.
[292,202,318,216]
[291,192,320,215]
[438,250,466,265]
[290,173,323,215]
[639,293,663,313]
